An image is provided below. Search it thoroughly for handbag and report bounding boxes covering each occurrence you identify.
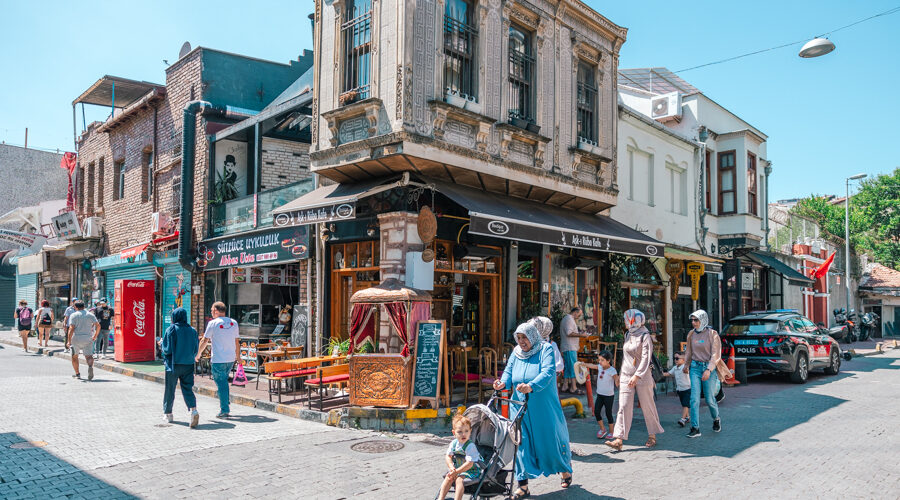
[639,333,665,383]
[232,362,248,386]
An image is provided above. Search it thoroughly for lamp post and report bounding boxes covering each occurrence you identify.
[845,173,867,315]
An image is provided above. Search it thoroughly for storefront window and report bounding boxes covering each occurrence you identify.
[549,254,576,313]
[330,241,380,342]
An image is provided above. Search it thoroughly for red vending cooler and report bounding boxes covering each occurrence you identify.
[114,279,156,362]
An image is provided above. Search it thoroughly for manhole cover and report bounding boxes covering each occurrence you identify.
[421,437,452,447]
[351,440,405,453]
[10,441,48,449]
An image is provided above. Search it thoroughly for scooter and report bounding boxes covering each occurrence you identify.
[846,309,860,343]
[860,312,879,342]
[828,308,851,342]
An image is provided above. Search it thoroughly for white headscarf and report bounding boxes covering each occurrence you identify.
[690,309,710,332]
[624,309,646,335]
[530,316,553,342]
[512,322,544,360]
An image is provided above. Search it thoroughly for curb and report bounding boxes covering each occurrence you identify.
[0,337,329,426]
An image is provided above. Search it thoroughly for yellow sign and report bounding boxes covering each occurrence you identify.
[686,262,705,301]
[665,260,684,301]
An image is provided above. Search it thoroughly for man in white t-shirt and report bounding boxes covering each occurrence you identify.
[560,307,588,394]
[196,301,240,418]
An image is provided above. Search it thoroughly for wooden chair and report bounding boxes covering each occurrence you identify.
[478,347,499,402]
[305,364,350,411]
[283,346,304,360]
[449,347,478,405]
[260,360,317,403]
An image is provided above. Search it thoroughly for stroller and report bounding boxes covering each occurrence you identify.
[436,392,529,500]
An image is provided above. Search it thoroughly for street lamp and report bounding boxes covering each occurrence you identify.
[799,38,836,58]
[845,173,867,317]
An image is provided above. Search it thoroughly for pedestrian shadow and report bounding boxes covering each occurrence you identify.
[0,432,137,499]
[225,414,278,424]
[529,485,623,499]
[170,420,236,430]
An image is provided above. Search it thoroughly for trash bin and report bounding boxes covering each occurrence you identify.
[734,357,748,384]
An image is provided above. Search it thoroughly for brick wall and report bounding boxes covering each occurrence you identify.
[259,138,311,191]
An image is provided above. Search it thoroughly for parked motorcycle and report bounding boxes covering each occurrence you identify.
[832,308,860,343]
[860,312,879,342]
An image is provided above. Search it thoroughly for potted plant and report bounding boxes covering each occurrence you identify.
[325,337,351,356]
[339,90,359,106]
[525,122,541,134]
[444,91,467,108]
[508,114,529,130]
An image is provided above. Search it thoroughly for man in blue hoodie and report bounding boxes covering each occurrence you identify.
[159,307,200,427]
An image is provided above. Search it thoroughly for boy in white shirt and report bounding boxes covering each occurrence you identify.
[664,351,692,427]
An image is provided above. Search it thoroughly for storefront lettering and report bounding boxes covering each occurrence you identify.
[569,234,611,250]
[133,300,147,337]
[274,203,357,227]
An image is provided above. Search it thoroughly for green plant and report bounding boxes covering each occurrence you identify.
[658,353,669,368]
[517,291,543,324]
[324,337,351,356]
[356,339,375,354]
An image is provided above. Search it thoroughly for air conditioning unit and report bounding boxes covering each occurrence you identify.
[82,217,103,238]
[650,92,682,122]
[150,212,172,234]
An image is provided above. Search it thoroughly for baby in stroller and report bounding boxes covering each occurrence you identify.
[439,415,485,500]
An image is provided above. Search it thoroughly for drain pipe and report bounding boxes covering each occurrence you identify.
[763,160,773,252]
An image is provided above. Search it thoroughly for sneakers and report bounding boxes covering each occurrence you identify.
[686,428,702,438]
[215,412,230,419]
[678,417,688,428]
[190,410,199,428]
[713,418,722,433]
[72,373,81,379]
[163,413,174,423]
[597,430,611,439]
[88,366,94,381]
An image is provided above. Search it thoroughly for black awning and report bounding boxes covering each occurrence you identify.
[270,177,403,227]
[437,182,663,258]
[747,251,814,285]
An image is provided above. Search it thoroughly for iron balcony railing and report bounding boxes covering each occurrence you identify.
[508,49,535,123]
[577,80,598,145]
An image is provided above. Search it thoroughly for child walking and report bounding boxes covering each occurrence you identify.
[439,414,484,500]
[664,351,691,426]
[585,350,619,439]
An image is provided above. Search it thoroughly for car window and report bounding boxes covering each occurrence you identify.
[724,320,780,335]
[800,318,819,334]
[784,318,805,333]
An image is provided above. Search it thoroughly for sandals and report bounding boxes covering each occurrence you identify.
[645,436,657,448]
[512,486,530,499]
[561,474,573,489]
[604,439,623,451]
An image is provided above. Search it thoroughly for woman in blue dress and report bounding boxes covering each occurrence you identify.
[493,322,573,499]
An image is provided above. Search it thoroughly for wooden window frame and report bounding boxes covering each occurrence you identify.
[704,149,712,212]
[717,150,737,215]
[142,149,154,203]
[340,0,373,104]
[113,160,125,201]
[576,60,598,144]
[507,24,535,124]
[443,0,478,102]
[747,152,758,216]
[97,158,104,210]
[86,161,95,213]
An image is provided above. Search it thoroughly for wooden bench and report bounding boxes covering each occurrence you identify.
[262,361,317,403]
[305,363,350,411]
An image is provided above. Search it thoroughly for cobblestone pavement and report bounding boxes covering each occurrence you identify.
[1,341,898,499]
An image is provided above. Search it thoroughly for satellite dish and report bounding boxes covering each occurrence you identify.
[178,42,192,59]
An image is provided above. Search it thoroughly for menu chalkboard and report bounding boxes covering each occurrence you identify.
[411,320,445,408]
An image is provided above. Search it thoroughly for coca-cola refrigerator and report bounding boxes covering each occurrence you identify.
[114,279,156,362]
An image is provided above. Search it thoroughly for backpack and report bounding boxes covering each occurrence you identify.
[640,333,665,383]
[40,309,52,325]
[19,307,32,325]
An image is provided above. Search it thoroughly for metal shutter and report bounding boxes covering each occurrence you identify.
[15,273,38,308]
[161,263,191,334]
[104,265,158,307]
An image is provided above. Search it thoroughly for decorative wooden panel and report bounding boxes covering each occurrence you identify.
[349,354,411,408]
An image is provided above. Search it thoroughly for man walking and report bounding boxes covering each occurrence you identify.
[66,300,100,380]
[560,306,587,394]
[91,299,114,358]
[160,307,200,427]
[196,302,239,418]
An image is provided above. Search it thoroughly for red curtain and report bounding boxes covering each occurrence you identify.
[384,302,410,357]
[348,303,376,353]
[408,301,431,348]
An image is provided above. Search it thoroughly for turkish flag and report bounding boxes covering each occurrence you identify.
[811,252,835,279]
[60,152,77,211]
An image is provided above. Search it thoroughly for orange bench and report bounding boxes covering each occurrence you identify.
[262,361,316,403]
[304,364,350,411]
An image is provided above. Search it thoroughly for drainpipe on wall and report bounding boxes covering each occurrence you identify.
[763,160,773,252]
[697,127,710,254]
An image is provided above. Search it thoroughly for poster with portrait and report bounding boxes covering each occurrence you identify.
[214,139,248,200]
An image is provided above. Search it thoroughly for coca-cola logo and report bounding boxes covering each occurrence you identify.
[133,300,147,337]
[127,281,145,287]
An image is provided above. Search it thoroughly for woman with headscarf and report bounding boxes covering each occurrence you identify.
[684,309,722,438]
[530,316,564,376]
[493,322,573,498]
[604,309,664,451]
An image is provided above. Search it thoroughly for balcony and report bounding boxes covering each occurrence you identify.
[209,180,314,238]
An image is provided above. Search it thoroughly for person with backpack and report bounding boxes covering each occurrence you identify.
[684,309,723,438]
[604,309,664,451]
[14,300,34,352]
[35,300,54,348]
[91,299,114,358]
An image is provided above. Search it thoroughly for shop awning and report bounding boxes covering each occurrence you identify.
[436,181,663,258]
[664,247,724,264]
[747,251,814,285]
[270,177,405,227]
[120,243,150,260]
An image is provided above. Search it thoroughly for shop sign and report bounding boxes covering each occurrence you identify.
[665,260,684,301]
[272,202,356,227]
[51,211,82,240]
[470,216,663,258]
[686,262,705,301]
[741,272,754,291]
[198,226,309,271]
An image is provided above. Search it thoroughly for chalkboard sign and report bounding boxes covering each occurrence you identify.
[411,320,446,409]
[292,304,308,351]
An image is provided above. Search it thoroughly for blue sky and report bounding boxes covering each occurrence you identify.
[1,1,897,201]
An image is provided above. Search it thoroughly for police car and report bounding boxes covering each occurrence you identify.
[721,310,841,384]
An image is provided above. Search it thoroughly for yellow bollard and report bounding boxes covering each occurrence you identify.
[560,397,586,418]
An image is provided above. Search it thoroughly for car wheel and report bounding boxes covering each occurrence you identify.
[790,353,809,384]
[824,348,841,375]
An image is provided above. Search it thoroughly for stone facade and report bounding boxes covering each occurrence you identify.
[311,0,626,213]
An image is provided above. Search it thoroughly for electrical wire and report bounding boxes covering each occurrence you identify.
[675,5,900,73]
